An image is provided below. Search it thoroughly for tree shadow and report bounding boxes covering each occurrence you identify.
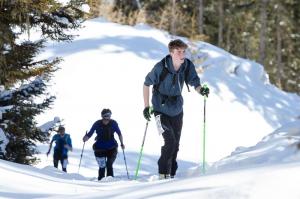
[46,35,167,61]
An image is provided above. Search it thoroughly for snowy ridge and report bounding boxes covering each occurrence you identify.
[34,18,300,165]
[1,157,300,198]
[212,119,300,171]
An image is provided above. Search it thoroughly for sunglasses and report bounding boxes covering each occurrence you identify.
[102,112,111,119]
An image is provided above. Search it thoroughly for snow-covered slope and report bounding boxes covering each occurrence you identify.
[2,154,300,199]
[36,18,300,166]
[212,120,300,171]
[1,17,300,199]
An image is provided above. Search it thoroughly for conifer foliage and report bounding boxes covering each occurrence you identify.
[0,0,85,164]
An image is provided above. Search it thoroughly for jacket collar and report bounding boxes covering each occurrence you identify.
[163,55,187,74]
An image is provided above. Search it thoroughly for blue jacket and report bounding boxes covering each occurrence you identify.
[87,119,121,150]
[144,55,201,116]
[51,134,72,156]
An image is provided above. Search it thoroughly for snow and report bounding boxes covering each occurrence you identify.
[212,120,300,171]
[38,117,62,133]
[0,128,8,154]
[1,152,300,198]
[1,18,300,198]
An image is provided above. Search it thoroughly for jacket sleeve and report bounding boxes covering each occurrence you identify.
[144,62,163,86]
[87,121,98,138]
[113,121,121,136]
[66,134,72,147]
[51,134,57,143]
[186,59,201,88]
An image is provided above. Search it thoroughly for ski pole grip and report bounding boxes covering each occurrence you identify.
[202,84,209,99]
[149,106,154,115]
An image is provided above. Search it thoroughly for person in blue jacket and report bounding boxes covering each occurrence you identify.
[143,39,209,179]
[83,108,125,181]
[47,126,72,172]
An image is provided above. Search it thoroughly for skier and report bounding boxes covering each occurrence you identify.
[47,126,72,172]
[83,108,125,181]
[143,39,209,179]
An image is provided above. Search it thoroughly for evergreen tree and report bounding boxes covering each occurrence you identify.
[270,0,300,93]
[113,0,139,16]
[0,0,85,164]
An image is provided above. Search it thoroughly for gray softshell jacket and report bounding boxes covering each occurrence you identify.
[144,55,201,116]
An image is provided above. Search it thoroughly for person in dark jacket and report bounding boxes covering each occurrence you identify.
[83,108,125,181]
[143,39,209,179]
[47,126,72,172]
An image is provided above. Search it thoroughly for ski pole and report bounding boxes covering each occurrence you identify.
[122,148,130,179]
[78,131,87,173]
[134,121,149,180]
[202,84,208,174]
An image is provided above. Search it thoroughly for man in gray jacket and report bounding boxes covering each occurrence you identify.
[143,39,209,179]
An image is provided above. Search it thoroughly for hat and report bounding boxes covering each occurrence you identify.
[101,108,112,118]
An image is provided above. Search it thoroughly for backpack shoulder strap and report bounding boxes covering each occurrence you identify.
[98,119,113,128]
[159,65,169,84]
[184,59,191,92]
[154,58,191,92]
[153,58,170,90]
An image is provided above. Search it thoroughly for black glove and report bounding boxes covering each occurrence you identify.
[143,106,153,121]
[121,143,125,149]
[200,86,210,97]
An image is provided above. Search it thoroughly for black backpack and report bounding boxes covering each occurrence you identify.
[153,57,191,93]
[95,120,114,141]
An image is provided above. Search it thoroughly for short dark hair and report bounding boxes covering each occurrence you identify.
[101,108,112,118]
[168,39,188,52]
[58,126,65,132]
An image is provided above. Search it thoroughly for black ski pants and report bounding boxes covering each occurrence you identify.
[156,112,183,176]
[53,150,68,172]
[94,147,118,180]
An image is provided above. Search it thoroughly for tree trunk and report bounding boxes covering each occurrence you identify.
[88,0,101,18]
[198,0,204,34]
[226,24,231,51]
[218,0,224,47]
[276,4,283,89]
[259,0,268,66]
[171,0,176,35]
[135,0,141,9]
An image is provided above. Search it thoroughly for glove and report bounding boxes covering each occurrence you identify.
[83,135,89,142]
[121,143,125,149]
[200,86,210,97]
[143,106,153,121]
